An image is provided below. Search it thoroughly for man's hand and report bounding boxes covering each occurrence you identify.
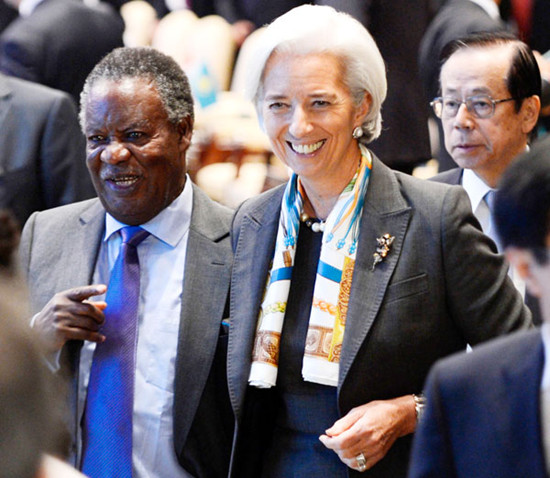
[319,395,416,472]
[32,285,108,352]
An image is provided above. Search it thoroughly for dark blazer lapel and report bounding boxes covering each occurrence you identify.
[173,185,232,447]
[77,200,105,281]
[339,157,411,388]
[228,186,283,419]
[37,200,104,308]
[499,333,547,476]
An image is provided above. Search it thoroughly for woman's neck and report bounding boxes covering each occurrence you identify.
[301,183,341,220]
[300,151,361,219]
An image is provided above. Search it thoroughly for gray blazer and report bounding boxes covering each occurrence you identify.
[432,167,543,326]
[228,156,532,477]
[19,184,233,477]
[0,74,94,226]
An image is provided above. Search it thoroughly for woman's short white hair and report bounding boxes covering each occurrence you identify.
[245,4,387,144]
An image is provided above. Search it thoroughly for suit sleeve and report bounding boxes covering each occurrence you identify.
[0,27,42,83]
[408,364,457,478]
[440,186,532,342]
[40,92,95,208]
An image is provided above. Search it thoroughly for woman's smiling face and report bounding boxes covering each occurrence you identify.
[260,51,370,184]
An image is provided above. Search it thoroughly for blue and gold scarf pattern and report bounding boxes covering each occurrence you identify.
[249,145,372,388]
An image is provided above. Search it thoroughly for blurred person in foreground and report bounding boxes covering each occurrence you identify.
[227,5,532,477]
[0,313,86,478]
[409,136,550,478]
[0,209,84,478]
[19,47,233,477]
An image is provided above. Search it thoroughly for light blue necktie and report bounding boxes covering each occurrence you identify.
[81,226,149,477]
[484,190,502,252]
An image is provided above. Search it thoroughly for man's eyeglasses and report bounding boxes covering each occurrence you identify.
[430,95,516,119]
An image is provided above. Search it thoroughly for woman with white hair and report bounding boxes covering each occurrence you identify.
[227,5,531,477]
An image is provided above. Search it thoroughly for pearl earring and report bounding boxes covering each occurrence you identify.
[352,126,363,139]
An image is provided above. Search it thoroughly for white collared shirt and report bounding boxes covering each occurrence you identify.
[462,168,494,233]
[78,178,194,478]
[461,169,526,298]
[469,0,501,20]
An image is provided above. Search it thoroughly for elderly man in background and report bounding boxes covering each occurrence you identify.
[432,31,542,323]
[409,135,550,478]
[0,307,87,478]
[0,73,94,227]
[19,47,233,477]
[0,208,85,478]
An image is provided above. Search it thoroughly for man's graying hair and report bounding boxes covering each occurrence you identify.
[80,47,194,130]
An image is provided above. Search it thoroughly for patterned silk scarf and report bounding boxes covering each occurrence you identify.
[249,145,372,388]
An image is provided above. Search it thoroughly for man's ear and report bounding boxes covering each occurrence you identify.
[520,95,541,135]
[177,116,193,151]
[506,246,542,298]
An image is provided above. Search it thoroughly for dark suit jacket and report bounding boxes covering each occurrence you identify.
[228,155,532,477]
[214,0,306,27]
[432,167,543,325]
[19,185,233,477]
[319,0,434,168]
[0,0,124,104]
[530,0,550,53]
[409,328,548,478]
[0,74,94,227]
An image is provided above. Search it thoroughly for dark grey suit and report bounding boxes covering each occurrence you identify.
[228,155,532,477]
[214,0,307,27]
[19,184,233,477]
[0,74,94,227]
[432,168,543,325]
[431,167,463,185]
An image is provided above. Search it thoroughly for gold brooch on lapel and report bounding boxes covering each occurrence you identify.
[371,233,395,271]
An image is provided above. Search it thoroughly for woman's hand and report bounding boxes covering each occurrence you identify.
[318,395,416,472]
